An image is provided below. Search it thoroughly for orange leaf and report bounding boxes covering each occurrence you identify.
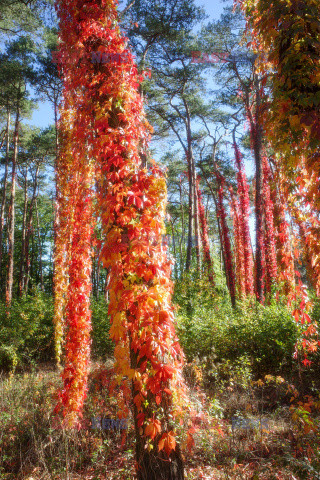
[145,419,161,440]
[158,431,176,455]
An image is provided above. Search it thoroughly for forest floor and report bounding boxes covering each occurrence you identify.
[0,362,319,480]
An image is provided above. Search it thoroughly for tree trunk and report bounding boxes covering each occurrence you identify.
[178,178,185,278]
[185,155,193,272]
[192,158,201,275]
[196,179,214,285]
[96,250,101,300]
[130,343,184,480]
[252,80,264,303]
[184,98,200,274]
[53,99,59,294]
[24,165,39,294]
[35,198,44,291]
[170,219,177,279]
[104,270,109,302]
[19,166,28,295]
[135,445,184,480]
[6,107,19,306]
[0,110,10,295]
[217,186,236,308]
[92,252,97,297]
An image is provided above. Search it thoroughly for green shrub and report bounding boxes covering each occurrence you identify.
[0,293,114,372]
[0,291,54,372]
[176,288,300,378]
[91,297,114,359]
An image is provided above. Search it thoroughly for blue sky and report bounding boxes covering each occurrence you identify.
[197,0,227,22]
[28,0,256,244]
[29,0,229,128]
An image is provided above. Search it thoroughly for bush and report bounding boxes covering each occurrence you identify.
[91,296,114,359]
[0,291,55,372]
[175,285,300,378]
[0,293,114,372]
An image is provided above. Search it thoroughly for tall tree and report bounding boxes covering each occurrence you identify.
[54,0,186,478]
[0,38,35,304]
[146,55,210,273]
[17,127,55,294]
[201,6,278,302]
[196,176,215,285]
[241,0,320,298]
[124,0,207,273]
[0,0,43,38]
[0,109,10,294]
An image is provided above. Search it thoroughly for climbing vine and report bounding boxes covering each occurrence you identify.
[54,0,185,475]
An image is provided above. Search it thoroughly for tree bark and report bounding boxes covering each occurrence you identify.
[184,99,200,274]
[0,109,10,295]
[170,219,177,279]
[6,106,19,306]
[24,164,39,294]
[96,249,101,300]
[178,178,185,278]
[252,78,265,303]
[35,198,44,291]
[217,186,236,308]
[191,157,201,275]
[130,340,184,480]
[19,166,28,295]
[185,153,193,272]
[53,99,59,294]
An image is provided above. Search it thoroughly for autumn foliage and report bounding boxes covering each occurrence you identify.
[240,0,320,295]
[216,182,236,307]
[262,155,277,294]
[196,177,215,285]
[239,0,320,361]
[233,142,254,297]
[53,0,185,470]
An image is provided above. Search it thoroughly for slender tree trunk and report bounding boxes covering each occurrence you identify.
[19,167,28,295]
[184,99,200,274]
[0,110,10,295]
[178,178,184,278]
[27,226,35,291]
[201,165,231,299]
[170,219,177,279]
[53,99,59,294]
[35,198,44,291]
[185,156,193,272]
[192,158,201,275]
[24,165,39,294]
[230,193,246,298]
[201,169,225,287]
[104,270,109,302]
[129,335,184,480]
[184,98,194,273]
[196,179,214,285]
[254,147,264,302]
[96,250,101,300]
[6,107,19,306]
[217,214,228,286]
[217,186,236,308]
[24,215,33,293]
[233,139,254,296]
[92,252,97,297]
[262,156,277,295]
[251,78,265,303]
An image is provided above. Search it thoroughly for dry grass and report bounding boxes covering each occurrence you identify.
[0,363,319,480]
